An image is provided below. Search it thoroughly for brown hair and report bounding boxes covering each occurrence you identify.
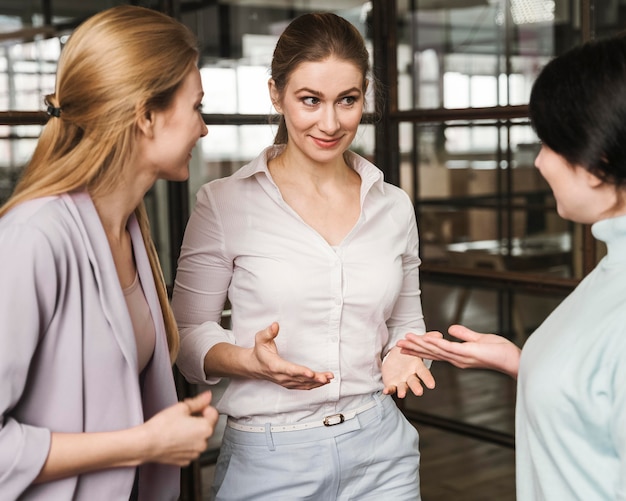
[270,12,371,144]
[0,5,200,361]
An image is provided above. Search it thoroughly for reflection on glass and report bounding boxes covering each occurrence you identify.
[396,0,564,110]
[409,122,573,278]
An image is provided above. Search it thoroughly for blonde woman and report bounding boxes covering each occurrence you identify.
[0,6,217,500]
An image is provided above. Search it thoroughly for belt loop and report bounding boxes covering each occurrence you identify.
[373,392,384,420]
[264,423,276,451]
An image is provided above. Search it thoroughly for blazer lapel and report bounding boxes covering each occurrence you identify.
[63,191,138,373]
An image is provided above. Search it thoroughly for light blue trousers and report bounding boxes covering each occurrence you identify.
[211,393,421,501]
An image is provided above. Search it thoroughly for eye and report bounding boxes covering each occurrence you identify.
[340,96,358,106]
[302,96,320,106]
[195,103,204,112]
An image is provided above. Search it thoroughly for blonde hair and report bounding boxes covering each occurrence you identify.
[1,5,200,361]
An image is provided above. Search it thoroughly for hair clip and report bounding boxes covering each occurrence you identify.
[46,105,61,118]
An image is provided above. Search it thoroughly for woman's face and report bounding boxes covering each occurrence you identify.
[140,66,208,182]
[534,144,618,224]
[270,56,365,165]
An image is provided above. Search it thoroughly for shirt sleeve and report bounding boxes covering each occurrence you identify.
[0,223,54,498]
[384,193,426,356]
[172,185,236,384]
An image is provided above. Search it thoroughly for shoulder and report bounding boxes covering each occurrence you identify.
[348,150,413,204]
[196,147,272,201]
[1,196,69,241]
[0,196,87,263]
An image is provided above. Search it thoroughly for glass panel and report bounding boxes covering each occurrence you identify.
[407,121,575,278]
[0,125,42,205]
[396,0,580,110]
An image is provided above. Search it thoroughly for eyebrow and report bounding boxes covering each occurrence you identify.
[295,87,362,97]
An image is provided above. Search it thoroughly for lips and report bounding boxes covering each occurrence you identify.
[312,137,341,149]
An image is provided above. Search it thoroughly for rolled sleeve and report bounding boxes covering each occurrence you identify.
[172,185,235,384]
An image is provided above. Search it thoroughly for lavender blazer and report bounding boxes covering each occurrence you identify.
[0,191,179,500]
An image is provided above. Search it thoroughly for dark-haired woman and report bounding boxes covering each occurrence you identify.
[398,34,626,500]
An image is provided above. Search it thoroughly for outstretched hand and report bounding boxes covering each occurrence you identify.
[396,325,521,379]
[382,346,435,398]
[252,322,334,390]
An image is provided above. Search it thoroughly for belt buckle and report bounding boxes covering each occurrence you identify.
[323,413,345,427]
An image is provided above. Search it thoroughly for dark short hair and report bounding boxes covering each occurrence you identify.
[529,33,626,185]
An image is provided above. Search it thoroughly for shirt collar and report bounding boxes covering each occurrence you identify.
[235,145,385,195]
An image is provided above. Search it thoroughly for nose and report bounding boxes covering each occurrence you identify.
[534,144,545,170]
[200,120,208,138]
[319,104,340,135]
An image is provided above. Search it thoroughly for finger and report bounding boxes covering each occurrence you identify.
[416,366,436,389]
[257,322,280,343]
[404,331,442,343]
[396,381,409,399]
[448,324,482,342]
[202,405,219,423]
[407,377,424,397]
[183,391,213,414]
[313,371,334,384]
[382,384,397,396]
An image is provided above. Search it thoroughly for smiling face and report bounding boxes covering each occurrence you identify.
[139,66,208,182]
[270,56,365,166]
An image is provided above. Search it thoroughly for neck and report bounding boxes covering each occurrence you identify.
[91,183,148,241]
[273,147,350,184]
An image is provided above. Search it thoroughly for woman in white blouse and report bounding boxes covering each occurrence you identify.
[172,12,434,501]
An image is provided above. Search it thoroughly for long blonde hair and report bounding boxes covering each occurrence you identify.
[1,5,200,361]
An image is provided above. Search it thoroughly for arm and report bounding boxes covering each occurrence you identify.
[397,325,521,379]
[204,323,332,389]
[382,194,435,397]
[0,222,218,494]
[171,187,236,384]
[36,392,218,483]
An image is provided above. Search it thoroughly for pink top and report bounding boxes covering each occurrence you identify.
[123,273,156,373]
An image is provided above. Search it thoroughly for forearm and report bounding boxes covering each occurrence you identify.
[492,343,521,380]
[203,342,258,380]
[35,426,150,484]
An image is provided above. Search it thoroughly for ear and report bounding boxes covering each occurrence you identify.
[136,103,155,139]
[583,167,604,189]
[268,79,282,113]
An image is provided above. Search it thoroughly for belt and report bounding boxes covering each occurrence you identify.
[226,398,380,433]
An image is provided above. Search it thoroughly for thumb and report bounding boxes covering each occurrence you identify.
[448,324,480,342]
[183,391,213,415]
[258,322,280,342]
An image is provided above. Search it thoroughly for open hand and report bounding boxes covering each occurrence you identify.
[397,325,521,379]
[252,322,334,390]
[382,346,435,398]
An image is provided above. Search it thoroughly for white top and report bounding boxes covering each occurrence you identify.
[516,213,626,500]
[172,146,426,425]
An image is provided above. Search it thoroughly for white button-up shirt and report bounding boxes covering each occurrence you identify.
[172,146,425,425]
